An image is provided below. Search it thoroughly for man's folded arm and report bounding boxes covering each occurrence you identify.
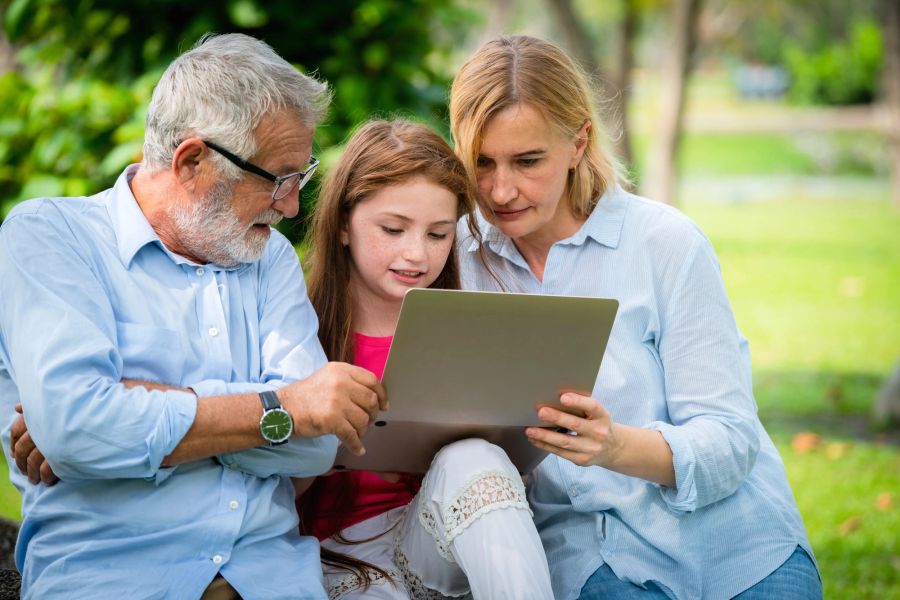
[0,210,198,481]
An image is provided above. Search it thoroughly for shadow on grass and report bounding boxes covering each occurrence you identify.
[754,369,899,445]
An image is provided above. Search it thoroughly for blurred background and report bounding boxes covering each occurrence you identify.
[0,0,898,596]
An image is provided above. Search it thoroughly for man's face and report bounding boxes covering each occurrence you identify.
[173,110,314,267]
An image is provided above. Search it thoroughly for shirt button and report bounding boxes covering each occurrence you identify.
[229,500,239,510]
[196,267,205,276]
[212,554,223,565]
[570,487,579,497]
[208,327,219,337]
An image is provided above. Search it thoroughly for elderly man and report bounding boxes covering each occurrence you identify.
[0,34,384,599]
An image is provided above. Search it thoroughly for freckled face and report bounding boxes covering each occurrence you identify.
[343,176,458,307]
[476,103,586,244]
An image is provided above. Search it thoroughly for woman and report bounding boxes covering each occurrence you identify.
[449,35,821,600]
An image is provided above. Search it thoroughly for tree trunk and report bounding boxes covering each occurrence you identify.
[642,0,702,205]
[0,26,17,75]
[477,0,514,47]
[883,0,900,209]
[545,0,634,168]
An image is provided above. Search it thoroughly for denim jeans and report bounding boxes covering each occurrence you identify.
[579,546,821,600]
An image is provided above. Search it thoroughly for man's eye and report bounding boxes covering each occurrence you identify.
[381,226,402,235]
[518,158,539,167]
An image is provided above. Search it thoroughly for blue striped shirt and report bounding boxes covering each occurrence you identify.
[0,166,334,599]
[458,186,815,600]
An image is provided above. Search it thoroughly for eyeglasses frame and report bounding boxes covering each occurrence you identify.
[201,139,319,201]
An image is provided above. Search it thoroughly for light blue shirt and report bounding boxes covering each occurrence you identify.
[458,186,815,600]
[0,166,335,599]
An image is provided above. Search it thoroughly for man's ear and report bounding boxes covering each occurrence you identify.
[172,138,207,190]
[569,120,591,170]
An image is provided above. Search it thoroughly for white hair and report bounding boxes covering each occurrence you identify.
[142,33,330,176]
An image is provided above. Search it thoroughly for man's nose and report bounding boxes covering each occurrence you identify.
[273,192,300,219]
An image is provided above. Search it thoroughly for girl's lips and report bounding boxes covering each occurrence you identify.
[390,269,424,284]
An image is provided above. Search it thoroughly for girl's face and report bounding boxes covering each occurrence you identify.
[343,175,457,307]
[475,103,588,243]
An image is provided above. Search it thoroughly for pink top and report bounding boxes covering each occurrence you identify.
[305,333,423,541]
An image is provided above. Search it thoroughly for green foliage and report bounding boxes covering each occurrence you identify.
[0,0,477,237]
[784,18,883,105]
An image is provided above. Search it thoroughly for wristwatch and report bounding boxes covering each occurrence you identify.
[258,390,293,445]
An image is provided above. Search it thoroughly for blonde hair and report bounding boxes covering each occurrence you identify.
[449,35,620,219]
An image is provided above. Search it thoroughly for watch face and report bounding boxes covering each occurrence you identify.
[260,408,292,443]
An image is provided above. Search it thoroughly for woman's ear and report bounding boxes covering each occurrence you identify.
[340,227,349,247]
[569,120,591,169]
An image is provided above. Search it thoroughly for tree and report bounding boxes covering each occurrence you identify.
[883,0,900,209]
[0,0,475,240]
[544,0,636,169]
[642,0,701,205]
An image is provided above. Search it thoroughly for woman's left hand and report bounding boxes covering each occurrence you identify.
[525,392,623,468]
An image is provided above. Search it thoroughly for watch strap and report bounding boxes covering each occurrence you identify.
[259,390,281,412]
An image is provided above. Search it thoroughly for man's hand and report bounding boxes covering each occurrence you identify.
[10,404,59,486]
[278,362,387,457]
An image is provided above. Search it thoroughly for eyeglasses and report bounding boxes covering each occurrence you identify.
[203,140,319,201]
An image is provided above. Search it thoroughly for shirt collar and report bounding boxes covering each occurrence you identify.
[465,184,629,255]
[105,165,161,268]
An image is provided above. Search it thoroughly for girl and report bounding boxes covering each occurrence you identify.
[298,119,553,600]
[450,36,821,600]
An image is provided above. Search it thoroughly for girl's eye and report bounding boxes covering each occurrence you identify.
[476,157,491,168]
[381,226,402,235]
[428,232,449,241]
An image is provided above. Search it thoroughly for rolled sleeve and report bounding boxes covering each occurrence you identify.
[0,209,199,481]
[655,234,760,510]
[646,421,698,513]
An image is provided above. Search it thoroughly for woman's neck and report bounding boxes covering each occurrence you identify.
[512,209,585,283]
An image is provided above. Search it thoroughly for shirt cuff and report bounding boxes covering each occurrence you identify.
[189,380,281,397]
[646,421,697,514]
[146,389,198,485]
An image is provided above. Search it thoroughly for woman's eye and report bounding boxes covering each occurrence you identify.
[476,157,491,168]
[381,226,402,235]
[428,232,449,241]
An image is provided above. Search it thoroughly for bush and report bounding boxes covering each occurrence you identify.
[785,18,883,105]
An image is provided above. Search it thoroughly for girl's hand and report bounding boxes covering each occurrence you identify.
[525,393,622,468]
[371,471,401,483]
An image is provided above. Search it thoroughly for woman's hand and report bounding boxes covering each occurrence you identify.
[525,393,622,468]
[526,392,676,488]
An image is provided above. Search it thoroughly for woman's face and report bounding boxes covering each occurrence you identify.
[343,176,458,308]
[475,103,587,244]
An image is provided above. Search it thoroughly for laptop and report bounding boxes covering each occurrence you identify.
[333,288,618,474]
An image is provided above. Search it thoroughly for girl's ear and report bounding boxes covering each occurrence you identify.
[340,227,349,246]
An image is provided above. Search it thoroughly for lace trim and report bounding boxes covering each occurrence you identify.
[392,536,472,600]
[417,470,531,561]
[327,567,402,600]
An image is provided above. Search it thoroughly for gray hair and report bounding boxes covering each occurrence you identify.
[142,33,330,176]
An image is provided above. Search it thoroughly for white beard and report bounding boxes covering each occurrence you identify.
[170,181,282,267]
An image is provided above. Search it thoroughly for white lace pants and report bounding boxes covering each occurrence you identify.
[321,438,553,600]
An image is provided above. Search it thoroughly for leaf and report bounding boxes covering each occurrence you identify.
[792,431,821,454]
[825,442,848,460]
[837,516,862,536]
